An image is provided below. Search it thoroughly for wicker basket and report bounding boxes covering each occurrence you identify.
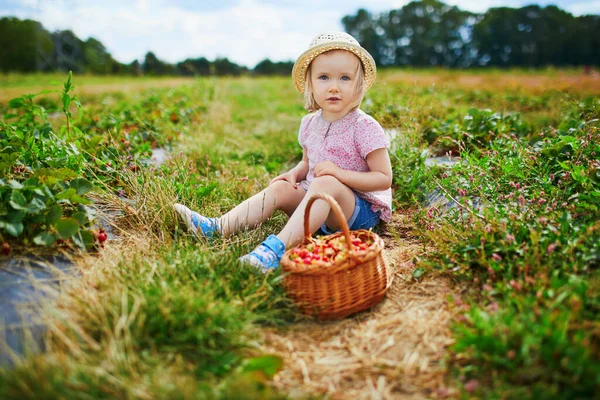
[281,193,393,320]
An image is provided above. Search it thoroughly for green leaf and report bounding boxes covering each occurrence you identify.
[412,267,426,279]
[7,210,25,223]
[71,211,87,225]
[9,191,28,210]
[86,135,104,149]
[56,218,80,239]
[70,178,93,195]
[23,177,40,187]
[62,92,71,110]
[33,232,57,246]
[8,180,23,189]
[29,213,45,224]
[238,355,283,379]
[197,182,217,197]
[64,71,72,91]
[71,231,84,249]
[56,188,76,200]
[79,230,96,249]
[34,168,77,180]
[70,194,91,205]
[26,197,46,213]
[8,97,25,109]
[0,221,24,237]
[47,204,63,224]
[35,89,59,96]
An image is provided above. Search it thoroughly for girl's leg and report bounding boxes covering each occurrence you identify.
[277,175,355,248]
[219,180,306,236]
[174,180,305,237]
[240,176,355,272]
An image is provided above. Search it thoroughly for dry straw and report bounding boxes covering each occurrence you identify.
[281,193,393,319]
[262,211,458,399]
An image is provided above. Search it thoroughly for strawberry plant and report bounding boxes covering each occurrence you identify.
[0,72,97,250]
[422,108,533,153]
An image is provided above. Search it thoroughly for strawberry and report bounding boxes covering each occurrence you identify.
[98,232,108,243]
[96,229,108,243]
[289,233,375,266]
[2,242,10,256]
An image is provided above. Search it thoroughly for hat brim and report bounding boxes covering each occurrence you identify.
[292,42,377,93]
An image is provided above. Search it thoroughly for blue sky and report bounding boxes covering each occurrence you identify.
[1,0,598,67]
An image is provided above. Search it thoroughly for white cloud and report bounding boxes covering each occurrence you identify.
[0,0,347,66]
[567,0,600,15]
[444,0,526,13]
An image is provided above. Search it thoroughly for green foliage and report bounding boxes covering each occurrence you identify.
[343,1,600,67]
[390,143,428,206]
[0,70,598,398]
[0,75,98,249]
[422,107,533,152]
[407,98,600,395]
[0,73,210,249]
[453,273,600,398]
[0,17,53,73]
[0,177,95,248]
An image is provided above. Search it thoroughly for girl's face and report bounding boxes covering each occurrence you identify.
[309,50,361,121]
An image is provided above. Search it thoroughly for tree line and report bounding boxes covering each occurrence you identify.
[1,0,599,75]
[343,0,599,67]
[0,17,293,76]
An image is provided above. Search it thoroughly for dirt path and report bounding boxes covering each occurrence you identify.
[261,211,458,399]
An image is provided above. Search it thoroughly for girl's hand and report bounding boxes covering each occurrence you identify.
[314,161,341,178]
[269,171,299,188]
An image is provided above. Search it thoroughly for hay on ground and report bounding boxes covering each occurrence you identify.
[261,211,458,399]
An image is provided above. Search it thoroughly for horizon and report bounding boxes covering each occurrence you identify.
[1,0,597,68]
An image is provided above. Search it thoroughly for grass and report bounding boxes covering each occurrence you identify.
[1,69,599,398]
[0,73,197,88]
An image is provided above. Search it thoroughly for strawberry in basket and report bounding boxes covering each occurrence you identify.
[288,234,374,265]
[281,193,392,320]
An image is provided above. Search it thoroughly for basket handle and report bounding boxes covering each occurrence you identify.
[303,193,353,251]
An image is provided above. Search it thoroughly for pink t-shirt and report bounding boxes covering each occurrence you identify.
[297,109,392,222]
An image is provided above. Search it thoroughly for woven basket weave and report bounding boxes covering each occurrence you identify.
[281,193,393,320]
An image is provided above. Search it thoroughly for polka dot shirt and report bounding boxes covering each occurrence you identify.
[297,108,392,222]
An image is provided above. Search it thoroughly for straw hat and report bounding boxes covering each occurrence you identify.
[292,31,377,93]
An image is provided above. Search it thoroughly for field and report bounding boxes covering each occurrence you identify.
[0,69,598,399]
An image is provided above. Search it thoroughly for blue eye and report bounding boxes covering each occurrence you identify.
[341,76,351,81]
[318,75,328,80]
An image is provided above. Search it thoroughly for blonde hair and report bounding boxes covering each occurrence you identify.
[303,51,366,113]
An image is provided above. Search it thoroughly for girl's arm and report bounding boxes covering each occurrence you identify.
[314,148,392,192]
[269,148,309,188]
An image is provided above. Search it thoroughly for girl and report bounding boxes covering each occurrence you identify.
[174,31,392,272]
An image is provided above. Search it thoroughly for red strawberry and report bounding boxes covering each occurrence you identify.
[97,230,108,243]
[2,242,10,256]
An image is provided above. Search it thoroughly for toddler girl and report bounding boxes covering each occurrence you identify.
[174,31,392,272]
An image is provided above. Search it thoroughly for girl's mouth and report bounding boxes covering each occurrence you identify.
[327,97,341,101]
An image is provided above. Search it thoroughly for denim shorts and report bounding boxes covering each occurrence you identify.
[320,192,380,234]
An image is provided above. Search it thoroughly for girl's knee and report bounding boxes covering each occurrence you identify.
[269,180,304,210]
[269,180,296,197]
